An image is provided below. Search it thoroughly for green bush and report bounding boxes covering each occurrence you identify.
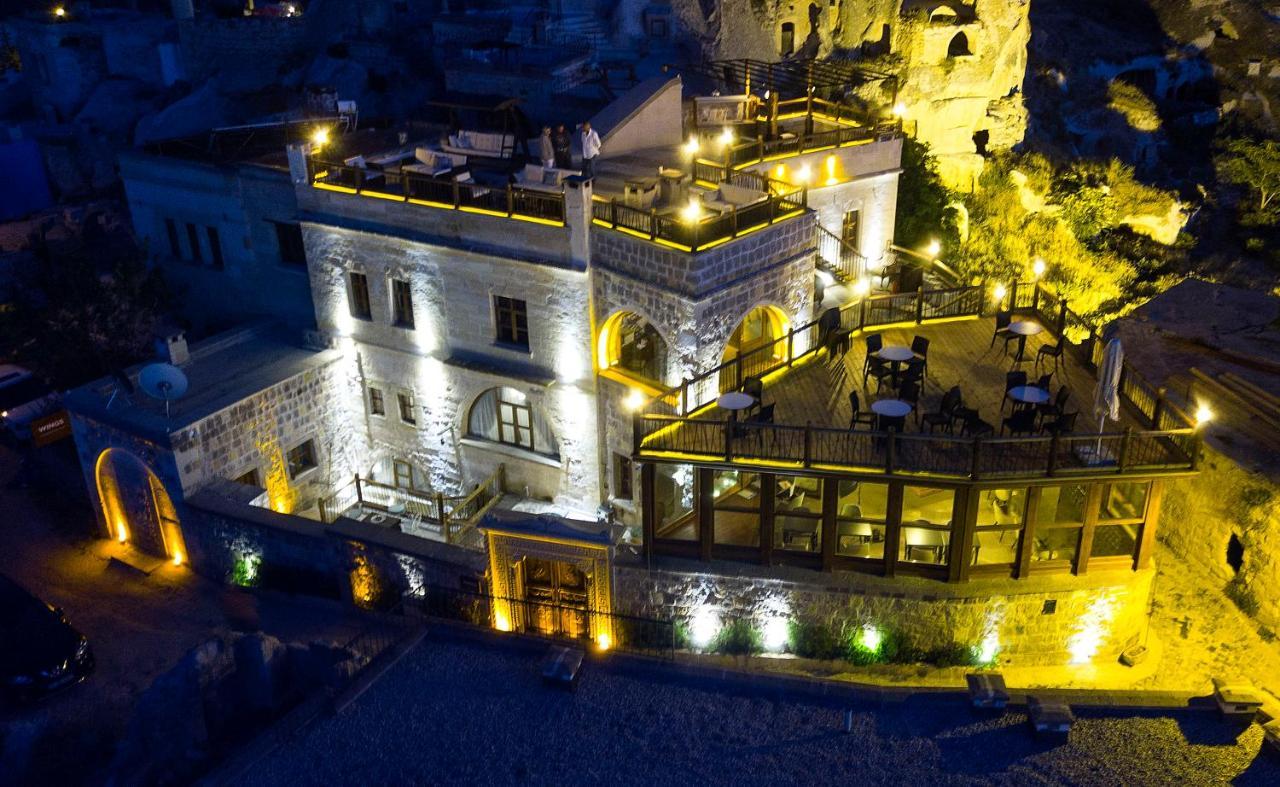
[672,620,691,651]
[788,620,845,660]
[879,629,923,664]
[713,618,762,656]
[230,554,261,588]
[924,642,975,667]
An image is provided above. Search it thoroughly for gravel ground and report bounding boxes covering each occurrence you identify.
[245,634,1280,786]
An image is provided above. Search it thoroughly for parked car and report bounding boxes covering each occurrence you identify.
[0,574,94,703]
[0,365,61,441]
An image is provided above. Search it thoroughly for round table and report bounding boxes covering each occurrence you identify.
[1008,321,1043,362]
[870,398,912,417]
[717,392,756,411]
[877,345,916,385]
[1008,385,1050,405]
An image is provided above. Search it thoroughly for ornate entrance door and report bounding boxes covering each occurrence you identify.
[519,557,589,640]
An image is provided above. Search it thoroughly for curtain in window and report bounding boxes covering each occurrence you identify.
[468,389,500,442]
[532,405,558,456]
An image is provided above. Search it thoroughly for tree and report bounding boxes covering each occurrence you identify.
[894,137,955,251]
[0,243,174,388]
[1216,137,1280,221]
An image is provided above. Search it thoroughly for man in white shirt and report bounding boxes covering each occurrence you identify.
[580,121,601,179]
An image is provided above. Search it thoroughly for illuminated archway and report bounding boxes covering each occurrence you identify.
[597,310,673,387]
[722,305,790,368]
[94,448,187,564]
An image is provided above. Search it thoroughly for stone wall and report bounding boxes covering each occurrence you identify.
[1161,448,1280,630]
[614,561,1153,666]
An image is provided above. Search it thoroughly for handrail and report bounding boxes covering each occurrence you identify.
[590,185,807,253]
[816,224,867,282]
[308,158,566,225]
[634,280,1201,479]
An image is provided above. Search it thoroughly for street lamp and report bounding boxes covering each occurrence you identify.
[1032,257,1046,279]
[925,239,941,258]
[1195,403,1213,427]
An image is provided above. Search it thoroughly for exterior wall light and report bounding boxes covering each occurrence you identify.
[54,6,66,18]
[795,164,811,184]
[596,632,612,651]
[1195,403,1213,427]
[1032,257,1046,278]
[681,199,702,223]
[689,606,720,650]
[683,136,700,155]
[852,278,871,298]
[925,239,941,258]
[623,388,647,412]
[718,127,734,146]
[310,127,330,148]
[892,102,907,118]
[992,283,1007,303]
[858,624,882,654]
[762,617,789,652]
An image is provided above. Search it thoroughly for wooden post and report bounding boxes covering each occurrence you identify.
[969,439,981,480]
[506,184,514,216]
[724,417,733,461]
[885,432,896,474]
[649,207,657,241]
[1057,302,1068,338]
[355,474,364,505]
[1047,432,1060,477]
[680,378,689,416]
[803,423,812,468]
[437,492,449,543]
[632,410,643,452]
[1010,280,1019,312]
[787,330,795,367]
[1118,427,1133,471]
[915,286,925,324]
[1152,386,1167,430]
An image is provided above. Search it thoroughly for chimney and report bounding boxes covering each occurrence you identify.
[563,175,593,268]
[154,327,189,366]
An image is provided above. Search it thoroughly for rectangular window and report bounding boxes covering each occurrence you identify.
[841,209,861,251]
[185,222,202,263]
[836,480,888,560]
[164,218,181,258]
[205,226,223,269]
[273,221,307,267]
[349,272,372,320]
[493,295,529,349]
[1091,523,1139,559]
[392,279,414,328]
[1101,482,1149,521]
[392,459,414,490]
[397,390,416,425]
[1030,484,1085,565]
[713,470,760,547]
[367,385,385,416]
[497,398,533,448]
[899,485,956,566]
[613,453,633,501]
[653,464,696,541]
[775,476,823,553]
[233,468,260,487]
[286,440,317,479]
[972,488,1028,567]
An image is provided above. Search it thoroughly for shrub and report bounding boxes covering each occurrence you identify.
[924,642,975,667]
[879,629,923,664]
[713,618,762,656]
[788,620,844,660]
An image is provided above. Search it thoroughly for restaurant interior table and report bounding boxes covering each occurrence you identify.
[1008,320,1043,362]
[902,524,948,562]
[876,344,916,384]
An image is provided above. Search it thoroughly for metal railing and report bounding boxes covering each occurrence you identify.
[816,224,867,282]
[308,159,566,225]
[634,281,1200,480]
[407,584,676,660]
[591,185,806,253]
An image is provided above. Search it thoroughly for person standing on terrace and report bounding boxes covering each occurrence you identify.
[552,124,572,170]
[538,126,555,169]
[580,121,601,179]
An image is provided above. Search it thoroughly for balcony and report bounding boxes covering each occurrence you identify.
[634,283,1200,482]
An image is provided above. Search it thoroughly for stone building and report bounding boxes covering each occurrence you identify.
[67,74,1201,668]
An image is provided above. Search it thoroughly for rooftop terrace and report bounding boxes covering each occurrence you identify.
[636,283,1200,482]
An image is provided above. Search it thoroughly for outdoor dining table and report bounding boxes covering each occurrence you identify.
[1008,385,1051,406]
[1008,320,1043,362]
[870,398,913,418]
[876,344,916,384]
[717,392,755,412]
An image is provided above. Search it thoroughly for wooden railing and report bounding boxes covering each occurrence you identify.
[308,159,566,225]
[633,281,1200,481]
[317,465,506,549]
[591,185,806,253]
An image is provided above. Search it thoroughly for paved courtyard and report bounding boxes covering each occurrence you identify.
[247,633,1280,786]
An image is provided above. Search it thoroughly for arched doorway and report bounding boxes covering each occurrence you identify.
[947,32,971,58]
[721,305,790,390]
[598,310,673,388]
[94,448,186,564]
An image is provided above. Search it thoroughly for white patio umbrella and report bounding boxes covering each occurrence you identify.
[1092,338,1124,458]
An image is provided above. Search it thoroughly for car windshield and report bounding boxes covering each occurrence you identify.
[0,378,52,411]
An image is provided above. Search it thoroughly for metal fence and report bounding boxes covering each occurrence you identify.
[591,185,806,253]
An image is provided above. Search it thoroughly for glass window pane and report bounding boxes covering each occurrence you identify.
[1091,523,1139,558]
[654,464,696,542]
[775,476,822,553]
[713,470,760,547]
[1102,482,1148,520]
[976,488,1027,527]
[900,486,954,566]
[1030,527,1080,563]
[1035,484,1088,526]
[835,481,887,559]
[972,529,1021,566]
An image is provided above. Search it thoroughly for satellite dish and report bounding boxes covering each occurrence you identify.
[139,363,188,418]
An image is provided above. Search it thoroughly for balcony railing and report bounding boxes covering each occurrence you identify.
[591,184,806,253]
[816,224,867,282]
[634,282,1200,481]
[307,159,566,226]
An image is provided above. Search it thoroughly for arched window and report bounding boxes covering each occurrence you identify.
[599,311,671,387]
[947,32,971,58]
[467,387,559,458]
[720,305,790,390]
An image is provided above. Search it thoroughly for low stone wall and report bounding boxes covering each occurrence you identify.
[614,561,1153,667]
[182,480,486,606]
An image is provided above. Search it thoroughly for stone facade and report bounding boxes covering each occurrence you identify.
[614,562,1153,666]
